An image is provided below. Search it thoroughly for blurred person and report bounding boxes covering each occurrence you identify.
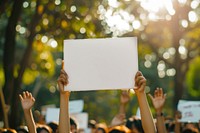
[108,125,131,133]
[96,123,108,133]
[16,126,28,133]
[0,128,17,133]
[19,91,37,133]
[47,121,58,133]
[148,87,167,133]
[57,61,70,133]
[70,117,78,133]
[133,71,157,133]
[88,119,97,133]
[36,124,52,133]
[126,116,144,133]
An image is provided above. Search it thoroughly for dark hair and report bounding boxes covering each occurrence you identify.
[126,117,144,133]
[16,126,28,133]
[182,129,196,133]
[70,117,77,129]
[47,122,58,133]
[36,124,52,133]
[88,119,96,129]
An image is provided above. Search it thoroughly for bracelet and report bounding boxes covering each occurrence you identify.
[156,112,164,117]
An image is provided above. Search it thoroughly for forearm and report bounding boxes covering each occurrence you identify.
[23,109,37,133]
[59,93,70,133]
[119,104,126,114]
[174,121,181,133]
[156,111,167,133]
[136,93,156,133]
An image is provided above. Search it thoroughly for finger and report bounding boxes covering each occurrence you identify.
[57,78,66,85]
[32,97,35,102]
[29,93,33,99]
[135,71,142,80]
[23,92,26,99]
[62,60,64,70]
[135,76,144,87]
[61,69,68,78]
[19,94,23,101]
[159,88,163,97]
[26,91,30,98]
[60,74,68,80]
[154,88,159,97]
[163,93,167,99]
[58,76,68,85]
[138,78,146,87]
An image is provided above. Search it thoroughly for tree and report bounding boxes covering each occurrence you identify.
[99,0,200,112]
[1,0,108,128]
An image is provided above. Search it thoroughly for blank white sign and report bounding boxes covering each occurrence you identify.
[64,37,138,91]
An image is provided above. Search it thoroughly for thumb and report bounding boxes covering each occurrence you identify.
[148,94,154,101]
[62,60,64,70]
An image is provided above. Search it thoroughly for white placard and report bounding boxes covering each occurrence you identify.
[45,100,84,123]
[46,108,59,123]
[45,108,88,128]
[178,100,200,123]
[64,37,138,91]
[69,100,84,114]
[70,113,88,129]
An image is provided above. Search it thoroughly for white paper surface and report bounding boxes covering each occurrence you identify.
[45,100,84,123]
[64,37,138,91]
[70,113,88,129]
[69,100,84,113]
[178,100,200,123]
[45,108,88,128]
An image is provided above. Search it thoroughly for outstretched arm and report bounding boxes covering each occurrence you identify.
[148,88,167,133]
[19,91,37,133]
[110,90,130,127]
[58,62,70,133]
[134,71,156,133]
[119,90,130,114]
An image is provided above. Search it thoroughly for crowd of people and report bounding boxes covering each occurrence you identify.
[0,63,200,133]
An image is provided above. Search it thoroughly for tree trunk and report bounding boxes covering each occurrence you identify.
[3,0,24,106]
[9,0,41,127]
[173,69,185,111]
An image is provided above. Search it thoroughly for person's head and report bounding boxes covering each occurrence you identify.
[36,124,52,133]
[126,116,144,133]
[70,117,78,133]
[0,128,17,133]
[88,119,97,133]
[47,121,58,133]
[109,125,131,133]
[95,123,108,133]
[16,126,28,133]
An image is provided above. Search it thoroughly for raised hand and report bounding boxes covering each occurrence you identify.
[148,88,166,113]
[19,91,35,111]
[57,69,69,93]
[134,71,146,94]
[110,114,126,127]
[120,90,130,105]
[19,91,37,133]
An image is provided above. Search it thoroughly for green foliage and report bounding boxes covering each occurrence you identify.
[186,57,200,97]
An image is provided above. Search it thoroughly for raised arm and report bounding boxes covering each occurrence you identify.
[119,90,130,114]
[19,91,37,133]
[58,62,70,133]
[134,71,156,133]
[110,90,130,127]
[148,88,167,133]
